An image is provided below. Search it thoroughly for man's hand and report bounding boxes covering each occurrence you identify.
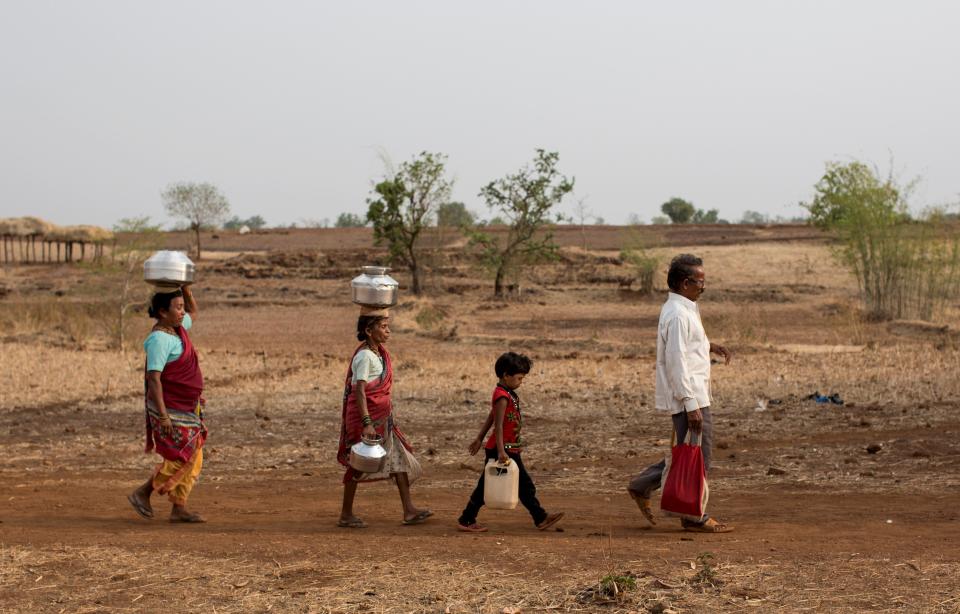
[710,343,732,365]
[686,408,703,433]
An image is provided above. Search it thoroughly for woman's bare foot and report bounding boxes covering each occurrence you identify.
[169,504,206,523]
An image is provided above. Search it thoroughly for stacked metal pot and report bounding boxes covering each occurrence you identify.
[143,250,195,289]
[351,266,398,309]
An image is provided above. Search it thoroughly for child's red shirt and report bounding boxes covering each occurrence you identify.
[485,384,523,453]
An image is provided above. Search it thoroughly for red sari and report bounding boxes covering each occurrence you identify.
[337,344,412,483]
[144,324,207,465]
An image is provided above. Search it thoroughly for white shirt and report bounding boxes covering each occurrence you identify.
[351,349,384,384]
[655,292,711,414]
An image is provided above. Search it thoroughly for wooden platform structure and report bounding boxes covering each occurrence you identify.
[0,217,114,264]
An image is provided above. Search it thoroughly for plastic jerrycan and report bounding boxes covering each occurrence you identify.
[483,458,519,510]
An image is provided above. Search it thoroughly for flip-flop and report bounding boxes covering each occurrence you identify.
[127,493,153,519]
[402,510,433,525]
[536,512,565,531]
[337,517,368,529]
[169,513,206,523]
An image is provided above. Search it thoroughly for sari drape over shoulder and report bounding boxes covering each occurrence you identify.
[144,324,207,465]
[337,344,413,482]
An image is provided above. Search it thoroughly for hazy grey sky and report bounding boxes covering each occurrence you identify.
[1,1,957,228]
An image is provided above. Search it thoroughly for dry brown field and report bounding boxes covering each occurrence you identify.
[1,225,959,613]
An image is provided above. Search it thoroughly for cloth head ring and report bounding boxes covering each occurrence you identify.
[359,305,390,317]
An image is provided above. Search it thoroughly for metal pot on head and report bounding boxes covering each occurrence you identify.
[144,250,195,289]
[351,266,398,307]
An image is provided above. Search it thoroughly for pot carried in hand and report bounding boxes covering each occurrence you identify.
[349,435,388,473]
[351,266,398,308]
[144,251,195,289]
[483,458,519,510]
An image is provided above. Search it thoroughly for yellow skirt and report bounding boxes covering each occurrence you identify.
[153,448,203,506]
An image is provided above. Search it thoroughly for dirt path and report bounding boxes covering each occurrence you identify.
[2,471,958,613]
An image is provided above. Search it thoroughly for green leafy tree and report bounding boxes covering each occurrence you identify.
[661,197,695,224]
[224,215,267,230]
[436,201,475,227]
[692,208,720,223]
[806,162,907,228]
[367,151,453,295]
[469,149,574,296]
[335,212,366,228]
[161,182,230,260]
[740,210,770,224]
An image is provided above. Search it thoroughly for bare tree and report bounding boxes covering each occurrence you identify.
[162,182,230,260]
[573,195,595,250]
[105,216,163,353]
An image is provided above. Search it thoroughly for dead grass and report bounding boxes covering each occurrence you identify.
[2,240,960,613]
[1,543,956,613]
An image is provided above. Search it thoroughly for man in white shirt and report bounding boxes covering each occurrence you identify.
[627,254,734,533]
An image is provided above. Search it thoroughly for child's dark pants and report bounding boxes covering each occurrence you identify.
[458,448,547,526]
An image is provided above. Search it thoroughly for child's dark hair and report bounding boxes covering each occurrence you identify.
[148,289,183,319]
[357,315,388,342]
[495,352,532,378]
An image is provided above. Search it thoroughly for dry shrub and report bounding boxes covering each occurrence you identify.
[807,161,960,321]
[618,226,662,295]
[2,300,99,348]
[0,295,150,352]
[414,303,447,330]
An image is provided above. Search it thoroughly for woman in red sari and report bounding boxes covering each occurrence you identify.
[127,286,207,523]
[337,313,432,528]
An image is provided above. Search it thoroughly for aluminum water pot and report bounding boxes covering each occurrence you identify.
[349,435,388,473]
[144,250,195,288]
[351,266,398,307]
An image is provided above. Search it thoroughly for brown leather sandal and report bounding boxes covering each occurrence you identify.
[457,523,488,533]
[684,517,733,533]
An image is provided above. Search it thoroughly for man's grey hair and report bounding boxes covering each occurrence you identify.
[667,254,703,291]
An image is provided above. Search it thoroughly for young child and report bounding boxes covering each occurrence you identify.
[457,352,564,532]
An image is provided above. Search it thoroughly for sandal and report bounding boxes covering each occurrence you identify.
[536,512,565,531]
[402,510,433,525]
[457,522,488,533]
[630,493,657,526]
[169,512,206,523]
[337,517,368,529]
[127,493,153,519]
[684,517,733,533]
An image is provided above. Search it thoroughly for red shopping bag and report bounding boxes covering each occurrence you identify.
[660,431,708,521]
